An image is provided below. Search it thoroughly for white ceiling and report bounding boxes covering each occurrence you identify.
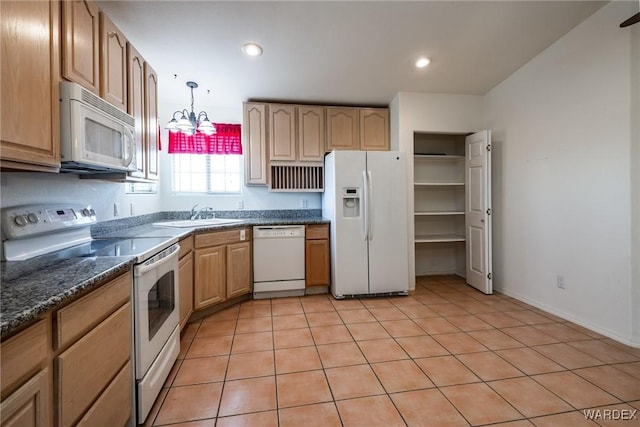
[97,1,606,111]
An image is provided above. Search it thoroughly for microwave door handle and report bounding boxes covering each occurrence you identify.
[123,128,135,168]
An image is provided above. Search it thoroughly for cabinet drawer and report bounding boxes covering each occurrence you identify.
[55,272,130,350]
[306,224,329,240]
[56,301,131,427]
[0,319,48,399]
[178,235,193,259]
[195,227,250,248]
[76,360,132,427]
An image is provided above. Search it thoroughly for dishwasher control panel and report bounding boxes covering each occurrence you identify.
[253,226,305,238]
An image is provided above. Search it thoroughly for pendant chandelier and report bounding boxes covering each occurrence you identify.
[166,81,216,135]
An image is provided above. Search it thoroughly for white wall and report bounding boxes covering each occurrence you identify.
[390,92,484,289]
[0,172,162,223]
[484,1,638,345]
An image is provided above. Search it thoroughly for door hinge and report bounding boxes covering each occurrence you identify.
[486,144,491,152]
[487,273,492,280]
[486,208,491,215]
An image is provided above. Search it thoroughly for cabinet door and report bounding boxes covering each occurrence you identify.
[359,109,389,151]
[243,103,268,185]
[0,0,60,171]
[57,302,130,427]
[144,62,159,180]
[61,0,99,94]
[326,108,359,151]
[226,241,251,299]
[305,239,330,286]
[99,13,127,112]
[269,104,296,161]
[0,369,50,427]
[298,106,325,161]
[127,44,145,178]
[178,252,194,330]
[194,246,226,310]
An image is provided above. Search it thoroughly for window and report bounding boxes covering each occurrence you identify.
[171,154,241,193]
[168,123,243,194]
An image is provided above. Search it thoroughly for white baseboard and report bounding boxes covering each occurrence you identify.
[494,286,640,349]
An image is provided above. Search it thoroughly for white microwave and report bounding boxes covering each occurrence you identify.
[60,81,137,173]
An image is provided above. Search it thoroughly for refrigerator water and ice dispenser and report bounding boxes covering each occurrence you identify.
[342,187,360,218]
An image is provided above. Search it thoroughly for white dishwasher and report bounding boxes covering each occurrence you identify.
[253,225,306,299]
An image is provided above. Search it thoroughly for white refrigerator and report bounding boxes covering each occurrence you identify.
[323,151,409,298]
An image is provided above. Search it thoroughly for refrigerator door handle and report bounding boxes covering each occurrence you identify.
[362,170,368,240]
[367,170,373,241]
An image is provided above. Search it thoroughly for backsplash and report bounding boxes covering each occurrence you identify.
[90,209,323,237]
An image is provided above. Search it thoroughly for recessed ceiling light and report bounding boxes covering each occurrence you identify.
[415,57,431,68]
[242,42,263,57]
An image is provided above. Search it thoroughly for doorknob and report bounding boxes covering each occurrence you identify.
[481,219,485,223]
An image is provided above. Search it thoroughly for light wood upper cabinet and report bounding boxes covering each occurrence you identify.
[269,104,296,161]
[99,12,127,112]
[127,43,146,179]
[326,107,359,151]
[360,108,389,151]
[298,106,325,161]
[61,0,100,94]
[144,62,159,180]
[0,0,60,171]
[226,241,251,299]
[244,103,268,185]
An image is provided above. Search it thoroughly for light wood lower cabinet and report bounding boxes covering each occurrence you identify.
[0,271,132,427]
[305,224,330,287]
[0,318,51,427]
[0,369,50,427]
[56,301,131,427]
[226,241,252,299]
[194,245,226,310]
[194,228,252,311]
[179,251,194,330]
[54,271,132,427]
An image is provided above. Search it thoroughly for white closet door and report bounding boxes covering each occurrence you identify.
[465,131,492,294]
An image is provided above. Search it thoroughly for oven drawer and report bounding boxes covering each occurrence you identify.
[56,301,131,427]
[54,272,131,350]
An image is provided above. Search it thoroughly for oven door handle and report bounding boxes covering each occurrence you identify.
[135,244,180,277]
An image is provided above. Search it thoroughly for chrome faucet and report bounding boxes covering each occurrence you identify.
[190,204,215,220]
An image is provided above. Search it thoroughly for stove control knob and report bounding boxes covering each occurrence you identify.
[13,215,27,227]
[26,213,39,224]
[81,208,91,217]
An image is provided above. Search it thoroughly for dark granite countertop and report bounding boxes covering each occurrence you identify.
[1,256,134,338]
[1,209,330,339]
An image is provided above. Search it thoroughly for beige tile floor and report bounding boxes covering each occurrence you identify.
[145,275,640,426]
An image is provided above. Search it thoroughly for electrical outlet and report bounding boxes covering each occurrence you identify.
[113,202,119,217]
[301,199,308,208]
[557,275,566,289]
[130,203,135,216]
[238,200,244,210]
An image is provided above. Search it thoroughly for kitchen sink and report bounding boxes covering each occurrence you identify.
[153,218,245,228]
